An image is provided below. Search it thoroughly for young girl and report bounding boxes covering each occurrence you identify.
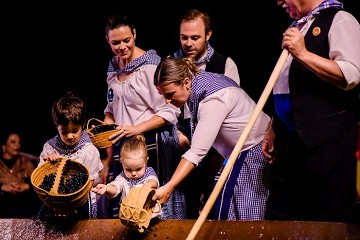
[92,134,161,218]
[92,134,159,205]
[37,92,103,219]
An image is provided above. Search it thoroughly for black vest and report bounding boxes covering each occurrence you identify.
[286,8,359,148]
[205,51,227,74]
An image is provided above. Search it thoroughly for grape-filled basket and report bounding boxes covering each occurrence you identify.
[31,158,91,214]
[85,118,118,149]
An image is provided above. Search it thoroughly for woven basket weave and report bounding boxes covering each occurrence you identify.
[31,158,91,214]
[85,118,118,149]
[119,185,161,233]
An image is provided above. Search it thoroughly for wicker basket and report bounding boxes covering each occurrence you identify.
[85,118,118,148]
[31,158,92,214]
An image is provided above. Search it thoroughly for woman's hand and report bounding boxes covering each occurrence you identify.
[2,182,29,193]
[152,183,174,204]
[1,182,18,193]
[262,123,276,164]
[16,182,30,192]
[109,125,140,144]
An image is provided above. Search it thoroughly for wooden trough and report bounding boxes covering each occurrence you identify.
[0,218,359,240]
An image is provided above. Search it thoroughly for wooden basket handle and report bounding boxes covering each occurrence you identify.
[86,118,107,130]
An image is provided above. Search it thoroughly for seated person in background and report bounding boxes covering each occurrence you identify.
[0,130,42,218]
[92,134,161,218]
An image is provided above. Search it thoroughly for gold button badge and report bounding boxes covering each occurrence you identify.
[312,27,321,36]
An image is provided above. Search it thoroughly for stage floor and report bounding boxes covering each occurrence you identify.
[1,218,359,240]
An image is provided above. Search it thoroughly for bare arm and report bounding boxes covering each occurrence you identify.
[109,115,166,144]
[132,115,166,134]
[104,112,115,124]
[92,183,118,198]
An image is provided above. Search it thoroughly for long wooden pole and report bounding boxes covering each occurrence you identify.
[186,49,289,240]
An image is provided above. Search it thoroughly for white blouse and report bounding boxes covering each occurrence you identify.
[182,87,270,166]
[104,64,180,125]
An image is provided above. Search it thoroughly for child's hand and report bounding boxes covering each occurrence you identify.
[92,184,107,195]
[43,154,61,162]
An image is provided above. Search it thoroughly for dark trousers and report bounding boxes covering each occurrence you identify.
[265,126,358,222]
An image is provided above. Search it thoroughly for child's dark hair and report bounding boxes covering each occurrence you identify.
[52,92,87,127]
[120,134,148,159]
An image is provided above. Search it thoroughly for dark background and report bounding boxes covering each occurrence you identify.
[1,1,359,156]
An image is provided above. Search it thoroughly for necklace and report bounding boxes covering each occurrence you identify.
[1,157,16,172]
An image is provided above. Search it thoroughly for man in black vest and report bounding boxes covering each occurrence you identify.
[262,0,360,223]
[173,8,241,219]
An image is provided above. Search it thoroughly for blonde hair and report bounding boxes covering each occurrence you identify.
[120,134,148,159]
[154,56,200,87]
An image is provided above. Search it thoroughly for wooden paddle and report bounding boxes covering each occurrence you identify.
[186,49,289,240]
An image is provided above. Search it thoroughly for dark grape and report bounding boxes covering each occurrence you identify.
[57,161,89,194]
[39,173,56,192]
[91,124,117,134]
